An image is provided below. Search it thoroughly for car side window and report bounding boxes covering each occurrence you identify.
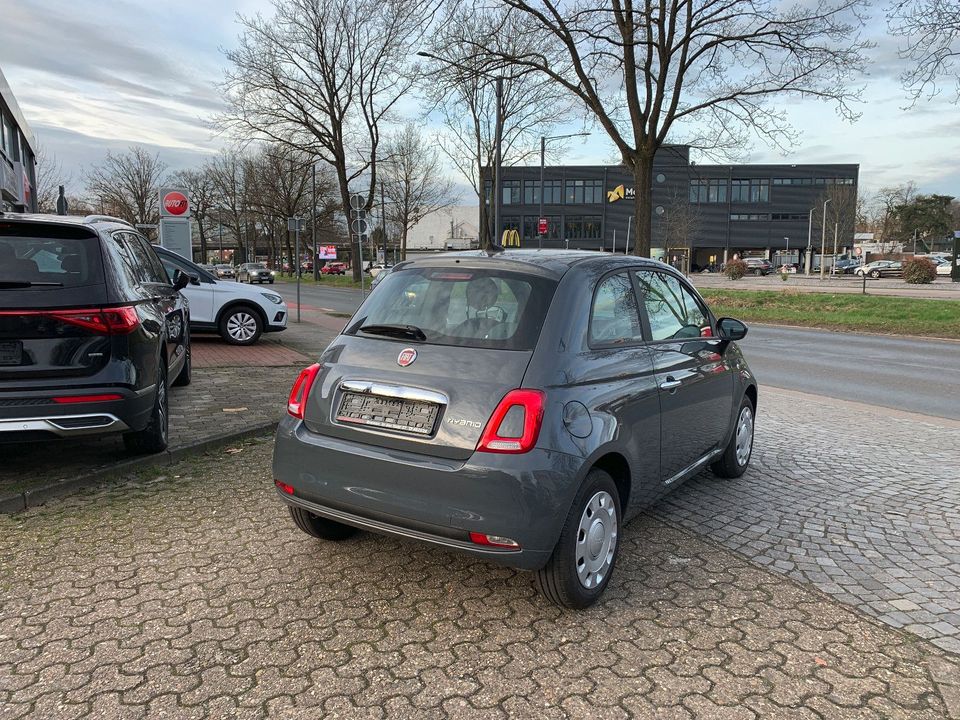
[110,232,146,287]
[635,271,709,341]
[135,236,170,284]
[589,272,643,346]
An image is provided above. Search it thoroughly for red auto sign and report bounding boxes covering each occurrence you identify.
[163,191,189,216]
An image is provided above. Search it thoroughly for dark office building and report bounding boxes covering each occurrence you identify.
[486,145,858,270]
[0,68,38,213]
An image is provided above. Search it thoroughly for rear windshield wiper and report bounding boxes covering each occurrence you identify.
[0,281,64,288]
[358,323,427,341]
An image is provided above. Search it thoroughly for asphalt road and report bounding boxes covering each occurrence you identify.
[271,282,959,420]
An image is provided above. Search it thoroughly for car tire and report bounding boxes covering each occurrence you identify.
[534,469,621,609]
[123,361,169,455]
[711,395,755,479]
[269,279,274,284]
[219,305,263,345]
[870,270,880,278]
[753,269,763,276]
[289,506,358,540]
[172,327,191,387]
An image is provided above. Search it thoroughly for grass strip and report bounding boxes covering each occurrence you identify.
[700,289,960,339]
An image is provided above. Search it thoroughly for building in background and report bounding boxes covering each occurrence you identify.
[0,67,37,213]
[405,205,480,252]
[486,146,858,271]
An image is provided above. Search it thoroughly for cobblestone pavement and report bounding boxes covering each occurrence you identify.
[662,388,960,655]
[1,435,957,719]
[191,336,311,368]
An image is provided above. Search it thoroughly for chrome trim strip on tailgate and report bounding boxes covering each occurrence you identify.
[0,413,129,437]
[339,380,448,406]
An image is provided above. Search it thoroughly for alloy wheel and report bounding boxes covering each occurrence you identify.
[226,312,257,342]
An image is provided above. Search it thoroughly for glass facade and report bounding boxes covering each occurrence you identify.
[730,179,769,203]
[565,179,604,204]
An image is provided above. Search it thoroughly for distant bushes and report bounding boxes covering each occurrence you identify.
[724,259,749,280]
[903,257,937,284]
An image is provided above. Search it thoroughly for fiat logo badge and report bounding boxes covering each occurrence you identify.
[397,348,417,367]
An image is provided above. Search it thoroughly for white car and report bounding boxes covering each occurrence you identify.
[154,246,288,345]
[936,258,958,276]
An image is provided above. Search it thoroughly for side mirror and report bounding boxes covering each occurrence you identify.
[172,269,190,291]
[717,317,748,341]
[189,273,201,286]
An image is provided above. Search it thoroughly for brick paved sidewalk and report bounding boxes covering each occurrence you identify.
[1,436,957,719]
[662,388,960,654]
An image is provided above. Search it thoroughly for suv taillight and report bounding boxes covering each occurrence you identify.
[0,306,141,334]
[287,363,322,419]
[477,389,545,454]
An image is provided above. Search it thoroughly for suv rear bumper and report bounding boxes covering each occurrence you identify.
[272,415,585,570]
[0,386,154,442]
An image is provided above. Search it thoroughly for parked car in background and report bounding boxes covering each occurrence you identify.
[936,258,958,276]
[366,263,393,279]
[855,260,895,276]
[154,247,288,345]
[743,258,773,275]
[200,264,217,274]
[238,263,276,284]
[321,261,347,275]
[215,264,236,279]
[273,251,757,608]
[866,261,904,278]
[0,213,191,454]
[833,258,860,274]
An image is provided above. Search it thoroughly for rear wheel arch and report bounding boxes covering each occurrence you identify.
[744,384,758,413]
[590,452,632,515]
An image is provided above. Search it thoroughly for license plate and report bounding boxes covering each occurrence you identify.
[0,341,22,366]
[336,392,439,436]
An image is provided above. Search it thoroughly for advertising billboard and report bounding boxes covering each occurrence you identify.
[318,245,337,260]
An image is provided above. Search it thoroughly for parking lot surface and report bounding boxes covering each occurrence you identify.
[2,391,959,718]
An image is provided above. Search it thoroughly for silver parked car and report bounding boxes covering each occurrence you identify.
[273,250,758,608]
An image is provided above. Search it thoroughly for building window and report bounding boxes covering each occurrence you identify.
[501,216,521,232]
[690,179,728,203]
[731,178,769,203]
[523,215,560,240]
[523,179,563,205]
[565,215,602,239]
[730,213,770,221]
[771,213,806,221]
[501,180,521,205]
[565,179,603,204]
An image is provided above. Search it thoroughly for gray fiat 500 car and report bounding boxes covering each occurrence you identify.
[273,250,757,607]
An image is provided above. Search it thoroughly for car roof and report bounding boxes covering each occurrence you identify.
[0,212,136,235]
[397,249,671,280]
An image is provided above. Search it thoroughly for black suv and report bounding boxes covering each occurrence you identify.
[0,214,191,454]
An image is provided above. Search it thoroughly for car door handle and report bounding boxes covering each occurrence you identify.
[660,376,682,390]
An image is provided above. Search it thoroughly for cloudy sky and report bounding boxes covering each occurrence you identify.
[2,0,958,199]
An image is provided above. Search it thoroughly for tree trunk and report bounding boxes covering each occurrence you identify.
[401,227,408,261]
[197,221,208,262]
[631,155,653,258]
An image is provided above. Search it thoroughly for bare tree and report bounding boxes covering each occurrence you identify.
[170,165,221,261]
[209,148,253,263]
[660,186,699,270]
[872,182,918,250]
[888,0,960,104]
[86,147,167,237]
[382,125,457,260]
[454,0,870,257]
[34,143,71,214]
[220,0,439,279]
[425,7,572,244]
[818,183,858,254]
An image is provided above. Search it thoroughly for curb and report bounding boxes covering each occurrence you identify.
[0,420,279,515]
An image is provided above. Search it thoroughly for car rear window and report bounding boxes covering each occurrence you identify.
[0,226,104,289]
[347,267,556,350]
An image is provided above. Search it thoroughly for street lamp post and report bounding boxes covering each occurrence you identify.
[805,208,814,274]
[493,75,503,252]
[539,132,590,249]
[819,198,832,280]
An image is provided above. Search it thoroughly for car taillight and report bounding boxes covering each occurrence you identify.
[53,394,123,404]
[3,306,142,334]
[287,363,322,419]
[477,389,545,454]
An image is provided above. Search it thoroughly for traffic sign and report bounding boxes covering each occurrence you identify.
[351,218,368,236]
[538,217,548,235]
[287,217,304,232]
[350,193,365,211]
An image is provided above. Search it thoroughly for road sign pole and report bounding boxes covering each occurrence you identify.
[295,224,301,323]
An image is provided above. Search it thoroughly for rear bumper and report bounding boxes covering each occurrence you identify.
[0,385,154,442]
[272,416,585,570]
